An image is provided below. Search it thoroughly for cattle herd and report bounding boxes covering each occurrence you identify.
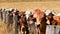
[0,8,60,34]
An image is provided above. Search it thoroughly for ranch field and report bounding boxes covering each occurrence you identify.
[0,1,60,13]
[0,1,60,34]
[0,19,14,34]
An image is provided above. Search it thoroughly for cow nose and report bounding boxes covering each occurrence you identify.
[21,15,23,17]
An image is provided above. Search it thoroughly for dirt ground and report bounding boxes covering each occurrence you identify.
[0,1,60,34]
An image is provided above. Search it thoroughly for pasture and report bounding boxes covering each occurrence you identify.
[0,1,60,13]
[0,19,14,34]
[0,1,60,34]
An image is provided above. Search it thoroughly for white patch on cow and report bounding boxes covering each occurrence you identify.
[1,8,5,11]
[5,9,9,11]
[46,20,50,25]
[45,10,52,15]
[45,10,56,15]
[9,8,13,11]
[52,11,57,16]
[14,8,17,12]
[56,13,60,16]
[25,10,33,20]
[29,21,33,24]
[35,22,40,25]
[14,9,17,12]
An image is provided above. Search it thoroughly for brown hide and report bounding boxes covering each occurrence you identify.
[53,16,60,26]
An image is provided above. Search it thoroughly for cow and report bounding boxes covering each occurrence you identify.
[25,10,33,20]
[6,8,15,32]
[45,10,57,25]
[0,8,2,20]
[12,10,19,34]
[17,11,29,34]
[45,10,59,34]
[0,8,5,20]
[33,9,47,34]
[27,14,36,34]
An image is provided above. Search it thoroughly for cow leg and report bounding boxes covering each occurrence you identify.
[0,11,1,20]
[7,22,11,32]
[13,15,18,34]
[3,11,6,24]
[1,12,3,20]
[35,27,40,34]
[18,25,21,34]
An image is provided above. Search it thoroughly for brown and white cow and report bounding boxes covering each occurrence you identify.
[45,10,57,25]
[33,9,47,34]
[17,11,29,34]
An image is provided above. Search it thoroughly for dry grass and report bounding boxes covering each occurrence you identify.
[0,1,60,34]
[0,1,60,13]
[0,20,7,34]
[0,19,14,34]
